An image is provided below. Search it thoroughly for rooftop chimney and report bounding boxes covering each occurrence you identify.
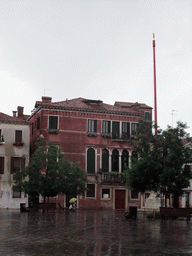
[42,96,52,103]
[17,106,24,118]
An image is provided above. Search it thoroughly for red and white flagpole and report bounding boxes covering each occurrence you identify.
[153,33,157,134]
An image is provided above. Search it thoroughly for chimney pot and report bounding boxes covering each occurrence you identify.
[42,96,52,103]
[13,111,17,117]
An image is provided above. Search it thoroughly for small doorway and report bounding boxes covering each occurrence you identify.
[115,189,125,209]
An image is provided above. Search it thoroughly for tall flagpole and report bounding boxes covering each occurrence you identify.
[153,33,157,134]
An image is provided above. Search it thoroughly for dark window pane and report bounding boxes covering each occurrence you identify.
[102,149,109,172]
[0,157,4,174]
[11,157,25,174]
[112,122,120,139]
[87,148,95,173]
[12,191,21,198]
[102,189,110,198]
[145,112,150,121]
[131,151,138,165]
[131,190,139,199]
[121,150,129,172]
[87,184,95,197]
[145,193,150,199]
[49,116,58,130]
[112,149,119,172]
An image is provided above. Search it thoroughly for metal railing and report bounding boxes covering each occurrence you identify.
[101,172,126,184]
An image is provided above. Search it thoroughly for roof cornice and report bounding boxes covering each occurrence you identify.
[28,104,143,120]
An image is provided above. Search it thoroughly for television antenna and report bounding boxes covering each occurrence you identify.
[44,89,51,96]
[171,110,177,128]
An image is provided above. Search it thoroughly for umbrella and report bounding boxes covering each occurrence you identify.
[69,198,77,203]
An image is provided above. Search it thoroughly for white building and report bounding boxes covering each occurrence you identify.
[181,141,192,208]
[0,107,30,209]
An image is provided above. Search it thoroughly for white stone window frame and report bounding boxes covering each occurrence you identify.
[101,188,111,200]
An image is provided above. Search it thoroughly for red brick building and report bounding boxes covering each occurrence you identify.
[28,96,152,210]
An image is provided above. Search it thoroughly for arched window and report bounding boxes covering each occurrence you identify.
[87,148,95,173]
[102,149,109,172]
[112,149,119,172]
[121,150,129,172]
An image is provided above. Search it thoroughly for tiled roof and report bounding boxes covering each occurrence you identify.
[114,101,152,109]
[32,97,152,118]
[0,112,30,125]
[183,138,192,146]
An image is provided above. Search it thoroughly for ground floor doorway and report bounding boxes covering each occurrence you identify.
[115,189,125,209]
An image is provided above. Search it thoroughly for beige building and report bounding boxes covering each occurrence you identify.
[0,107,30,209]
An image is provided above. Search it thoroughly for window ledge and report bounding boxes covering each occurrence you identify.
[111,138,124,142]
[102,133,111,138]
[87,132,97,137]
[48,129,59,134]
[0,142,5,145]
[111,138,135,142]
[13,143,24,147]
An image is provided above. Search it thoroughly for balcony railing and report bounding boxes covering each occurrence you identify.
[100,172,126,184]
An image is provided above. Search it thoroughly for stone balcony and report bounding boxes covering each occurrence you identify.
[100,172,126,185]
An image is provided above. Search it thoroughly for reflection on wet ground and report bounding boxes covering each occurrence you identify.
[0,209,192,255]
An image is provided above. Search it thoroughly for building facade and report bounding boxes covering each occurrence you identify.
[28,97,153,210]
[179,141,192,209]
[0,107,30,208]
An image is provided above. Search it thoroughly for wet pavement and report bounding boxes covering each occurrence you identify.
[0,209,192,255]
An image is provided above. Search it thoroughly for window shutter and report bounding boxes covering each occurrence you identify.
[15,130,22,143]
[94,120,97,132]
[122,122,130,139]
[102,121,110,134]
[88,120,97,133]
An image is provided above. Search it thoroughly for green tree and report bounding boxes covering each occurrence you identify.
[13,137,87,205]
[125,120,192,207]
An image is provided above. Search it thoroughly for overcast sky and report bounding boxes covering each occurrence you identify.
[0,0,192,134]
